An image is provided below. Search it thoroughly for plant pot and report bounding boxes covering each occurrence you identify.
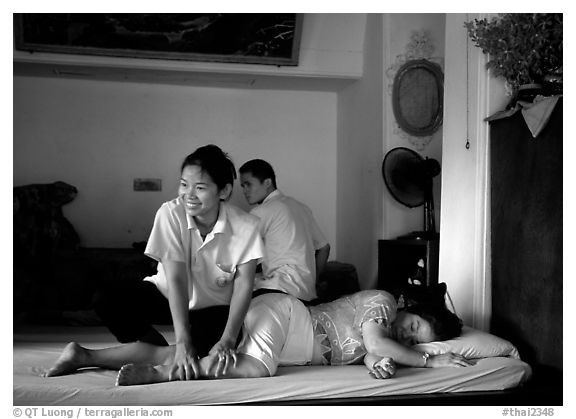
[543,73,563,95]
[517,84,543,102]
[506,83,543,109]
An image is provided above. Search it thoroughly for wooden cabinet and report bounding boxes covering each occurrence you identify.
[490,98,562,374]
[377,238,439,298]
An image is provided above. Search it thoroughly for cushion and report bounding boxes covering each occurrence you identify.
[413,326,521,360]
[316,261,360,303]
[14,181,80,259]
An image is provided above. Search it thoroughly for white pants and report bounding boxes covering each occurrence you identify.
[237,293,314,375]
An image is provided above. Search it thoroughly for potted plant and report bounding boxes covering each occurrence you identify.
[464,14,562,99]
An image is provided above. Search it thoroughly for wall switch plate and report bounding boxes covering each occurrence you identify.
[134,178,162,191]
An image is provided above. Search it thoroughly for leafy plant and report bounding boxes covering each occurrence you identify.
[464,14,562,93]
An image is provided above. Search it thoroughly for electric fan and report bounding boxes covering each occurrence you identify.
[382,147,441,239]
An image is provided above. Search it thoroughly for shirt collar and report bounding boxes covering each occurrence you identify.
[212,202,229,235]
[186,200,230,236]
[261,189,283,205]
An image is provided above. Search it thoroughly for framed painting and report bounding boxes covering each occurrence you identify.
[14,13,303,66]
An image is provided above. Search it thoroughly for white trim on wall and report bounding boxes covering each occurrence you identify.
[471,39,491,330]
[443,13,508,329]
[470,13,509,330]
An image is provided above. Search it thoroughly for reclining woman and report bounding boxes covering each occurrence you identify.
[44,289,472,384]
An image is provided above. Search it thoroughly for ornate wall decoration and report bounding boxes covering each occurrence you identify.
[386,30,444,151]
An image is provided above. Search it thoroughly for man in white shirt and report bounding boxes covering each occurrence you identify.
[239,159,330,302]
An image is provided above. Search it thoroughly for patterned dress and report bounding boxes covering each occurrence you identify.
[308,290,397,365]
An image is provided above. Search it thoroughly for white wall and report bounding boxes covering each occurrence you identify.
[337,14,384,289]
[13,14,370,253]
[13,77,337,250]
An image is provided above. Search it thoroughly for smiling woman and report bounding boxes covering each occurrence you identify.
[91,144,265,383]
[392,59,444,137]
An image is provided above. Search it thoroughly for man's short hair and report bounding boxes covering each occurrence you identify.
[239,159,277,189]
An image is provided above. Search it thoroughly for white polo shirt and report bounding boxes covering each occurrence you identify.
[251,190,328,301]
[143,198,264,310]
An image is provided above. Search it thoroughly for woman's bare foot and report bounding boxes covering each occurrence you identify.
[43,342,90,377]
[116,364,170,386]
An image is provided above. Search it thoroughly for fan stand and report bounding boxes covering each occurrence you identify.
[422,184,439,239]
[398,180,439,241]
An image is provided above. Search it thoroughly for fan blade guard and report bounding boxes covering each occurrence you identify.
[382,147,426,208]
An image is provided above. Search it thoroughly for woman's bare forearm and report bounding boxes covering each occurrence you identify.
[362,321,427,367]
[220,261,256,343]
[163,261,193,345]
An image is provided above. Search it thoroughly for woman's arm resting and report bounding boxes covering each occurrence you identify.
[361,320,473,368]
[163,260,201,380]
[362,320,429,367]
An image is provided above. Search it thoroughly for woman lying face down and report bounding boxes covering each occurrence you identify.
[43,290,473,385]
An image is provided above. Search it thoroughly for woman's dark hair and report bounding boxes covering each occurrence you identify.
[404,304,463,341]
[181,145,237,191]
[239,159,277,189]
